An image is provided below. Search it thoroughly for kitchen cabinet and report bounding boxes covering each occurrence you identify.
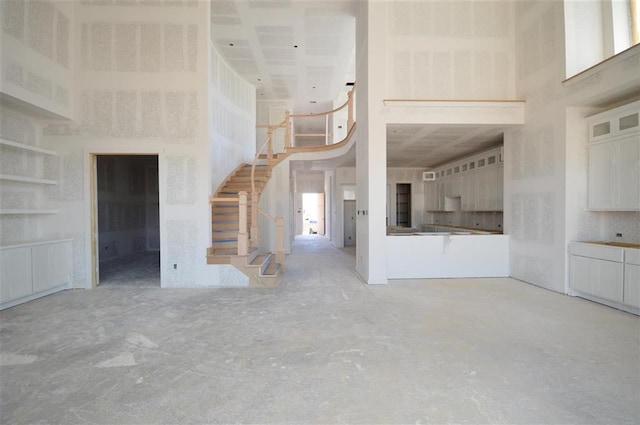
[588,135,640,210]
[568,242,640,313]
[624,249,640,308]
[569,254,624,303]
[461,166,502,212]
[444,175,462,198]
[424,146,503,213]
[587,101,640,211]
[424,181,444,211]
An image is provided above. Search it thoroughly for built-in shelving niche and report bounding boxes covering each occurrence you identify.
[0,138,59,215]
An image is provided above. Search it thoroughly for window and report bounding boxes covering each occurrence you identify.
[565,0,640,78]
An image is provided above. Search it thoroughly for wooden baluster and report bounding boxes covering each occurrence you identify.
[238,191,248,256]
[275,216,284,263]
[267,128,273,161]
[250,192,258,247]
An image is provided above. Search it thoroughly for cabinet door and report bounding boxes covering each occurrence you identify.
[32,243,72,293]
[588,142,616,210]
[0,248,33,303]
[424,182,436,211]
[461,173,476,211]
[570,255,594,294]
[445,176,462,197]
[624,264,640,308]
[616,136,640,210]
[570,255,624,303]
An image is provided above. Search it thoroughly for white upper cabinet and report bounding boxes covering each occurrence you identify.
[425,146,504,212]
[587,101,640,211]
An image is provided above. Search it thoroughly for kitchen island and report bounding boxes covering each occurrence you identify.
[386,229,509,279]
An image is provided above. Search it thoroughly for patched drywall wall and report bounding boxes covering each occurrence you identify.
[384,0,515,100]
[1,0,73,118]
[507,1,640,293]
[209,42,256,192]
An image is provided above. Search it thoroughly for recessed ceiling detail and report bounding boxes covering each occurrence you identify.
[211,0,356,118]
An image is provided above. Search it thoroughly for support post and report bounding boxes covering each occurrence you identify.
[275,216,284,263]
[238,191,248,256]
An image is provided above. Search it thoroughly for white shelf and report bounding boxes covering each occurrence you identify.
[0,209,59,215]
[0,138,58,156]
[0,174,58,185]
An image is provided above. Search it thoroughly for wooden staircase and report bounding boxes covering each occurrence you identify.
[207,163,283,287]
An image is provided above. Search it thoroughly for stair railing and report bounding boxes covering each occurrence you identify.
[248,119,287,259]
[285,85,355,148]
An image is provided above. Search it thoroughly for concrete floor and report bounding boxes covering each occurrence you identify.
[99,251,160,287]
[1,235,639,424]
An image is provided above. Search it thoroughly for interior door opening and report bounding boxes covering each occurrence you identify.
[95,155,160,287]
[396,183,411,228]
[301,192,325,235]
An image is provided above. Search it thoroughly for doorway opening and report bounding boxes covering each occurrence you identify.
[342,184,356,247]
[95,155,160,287]
[396,183,411,227]
[302,193,325,235]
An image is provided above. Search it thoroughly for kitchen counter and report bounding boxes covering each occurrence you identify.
[387,233,509,279]
[420,223,502,235]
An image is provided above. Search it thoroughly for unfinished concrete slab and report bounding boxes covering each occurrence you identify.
[1,235,639,424]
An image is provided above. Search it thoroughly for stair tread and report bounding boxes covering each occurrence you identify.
[263,262,281,276]
[250,253,270,267]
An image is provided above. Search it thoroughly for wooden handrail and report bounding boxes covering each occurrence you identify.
[289,86,355,118]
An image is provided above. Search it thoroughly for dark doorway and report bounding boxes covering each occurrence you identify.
[396,183,411,227]
[96,155,159,287]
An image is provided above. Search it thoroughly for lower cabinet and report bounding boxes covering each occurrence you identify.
[624,264,640,309]
[569,255,623,303]
[0,239,72,310]
[569,242,640,313]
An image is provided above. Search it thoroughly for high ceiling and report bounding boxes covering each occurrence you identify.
[210,1,506,170]
[210,0,356,118]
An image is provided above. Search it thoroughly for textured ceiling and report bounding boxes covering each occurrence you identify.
[210,1,505,170]
[210,0,356,119]
[386,124,504,168]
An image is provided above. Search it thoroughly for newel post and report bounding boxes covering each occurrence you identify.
[250,192,258,247]
[238,191,248,256]
[275,216,284,263]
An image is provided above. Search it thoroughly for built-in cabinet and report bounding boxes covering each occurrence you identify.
[425,147,503,212]
[587,101,640,211]
[0,240,73,310]
[569,242,640,313]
